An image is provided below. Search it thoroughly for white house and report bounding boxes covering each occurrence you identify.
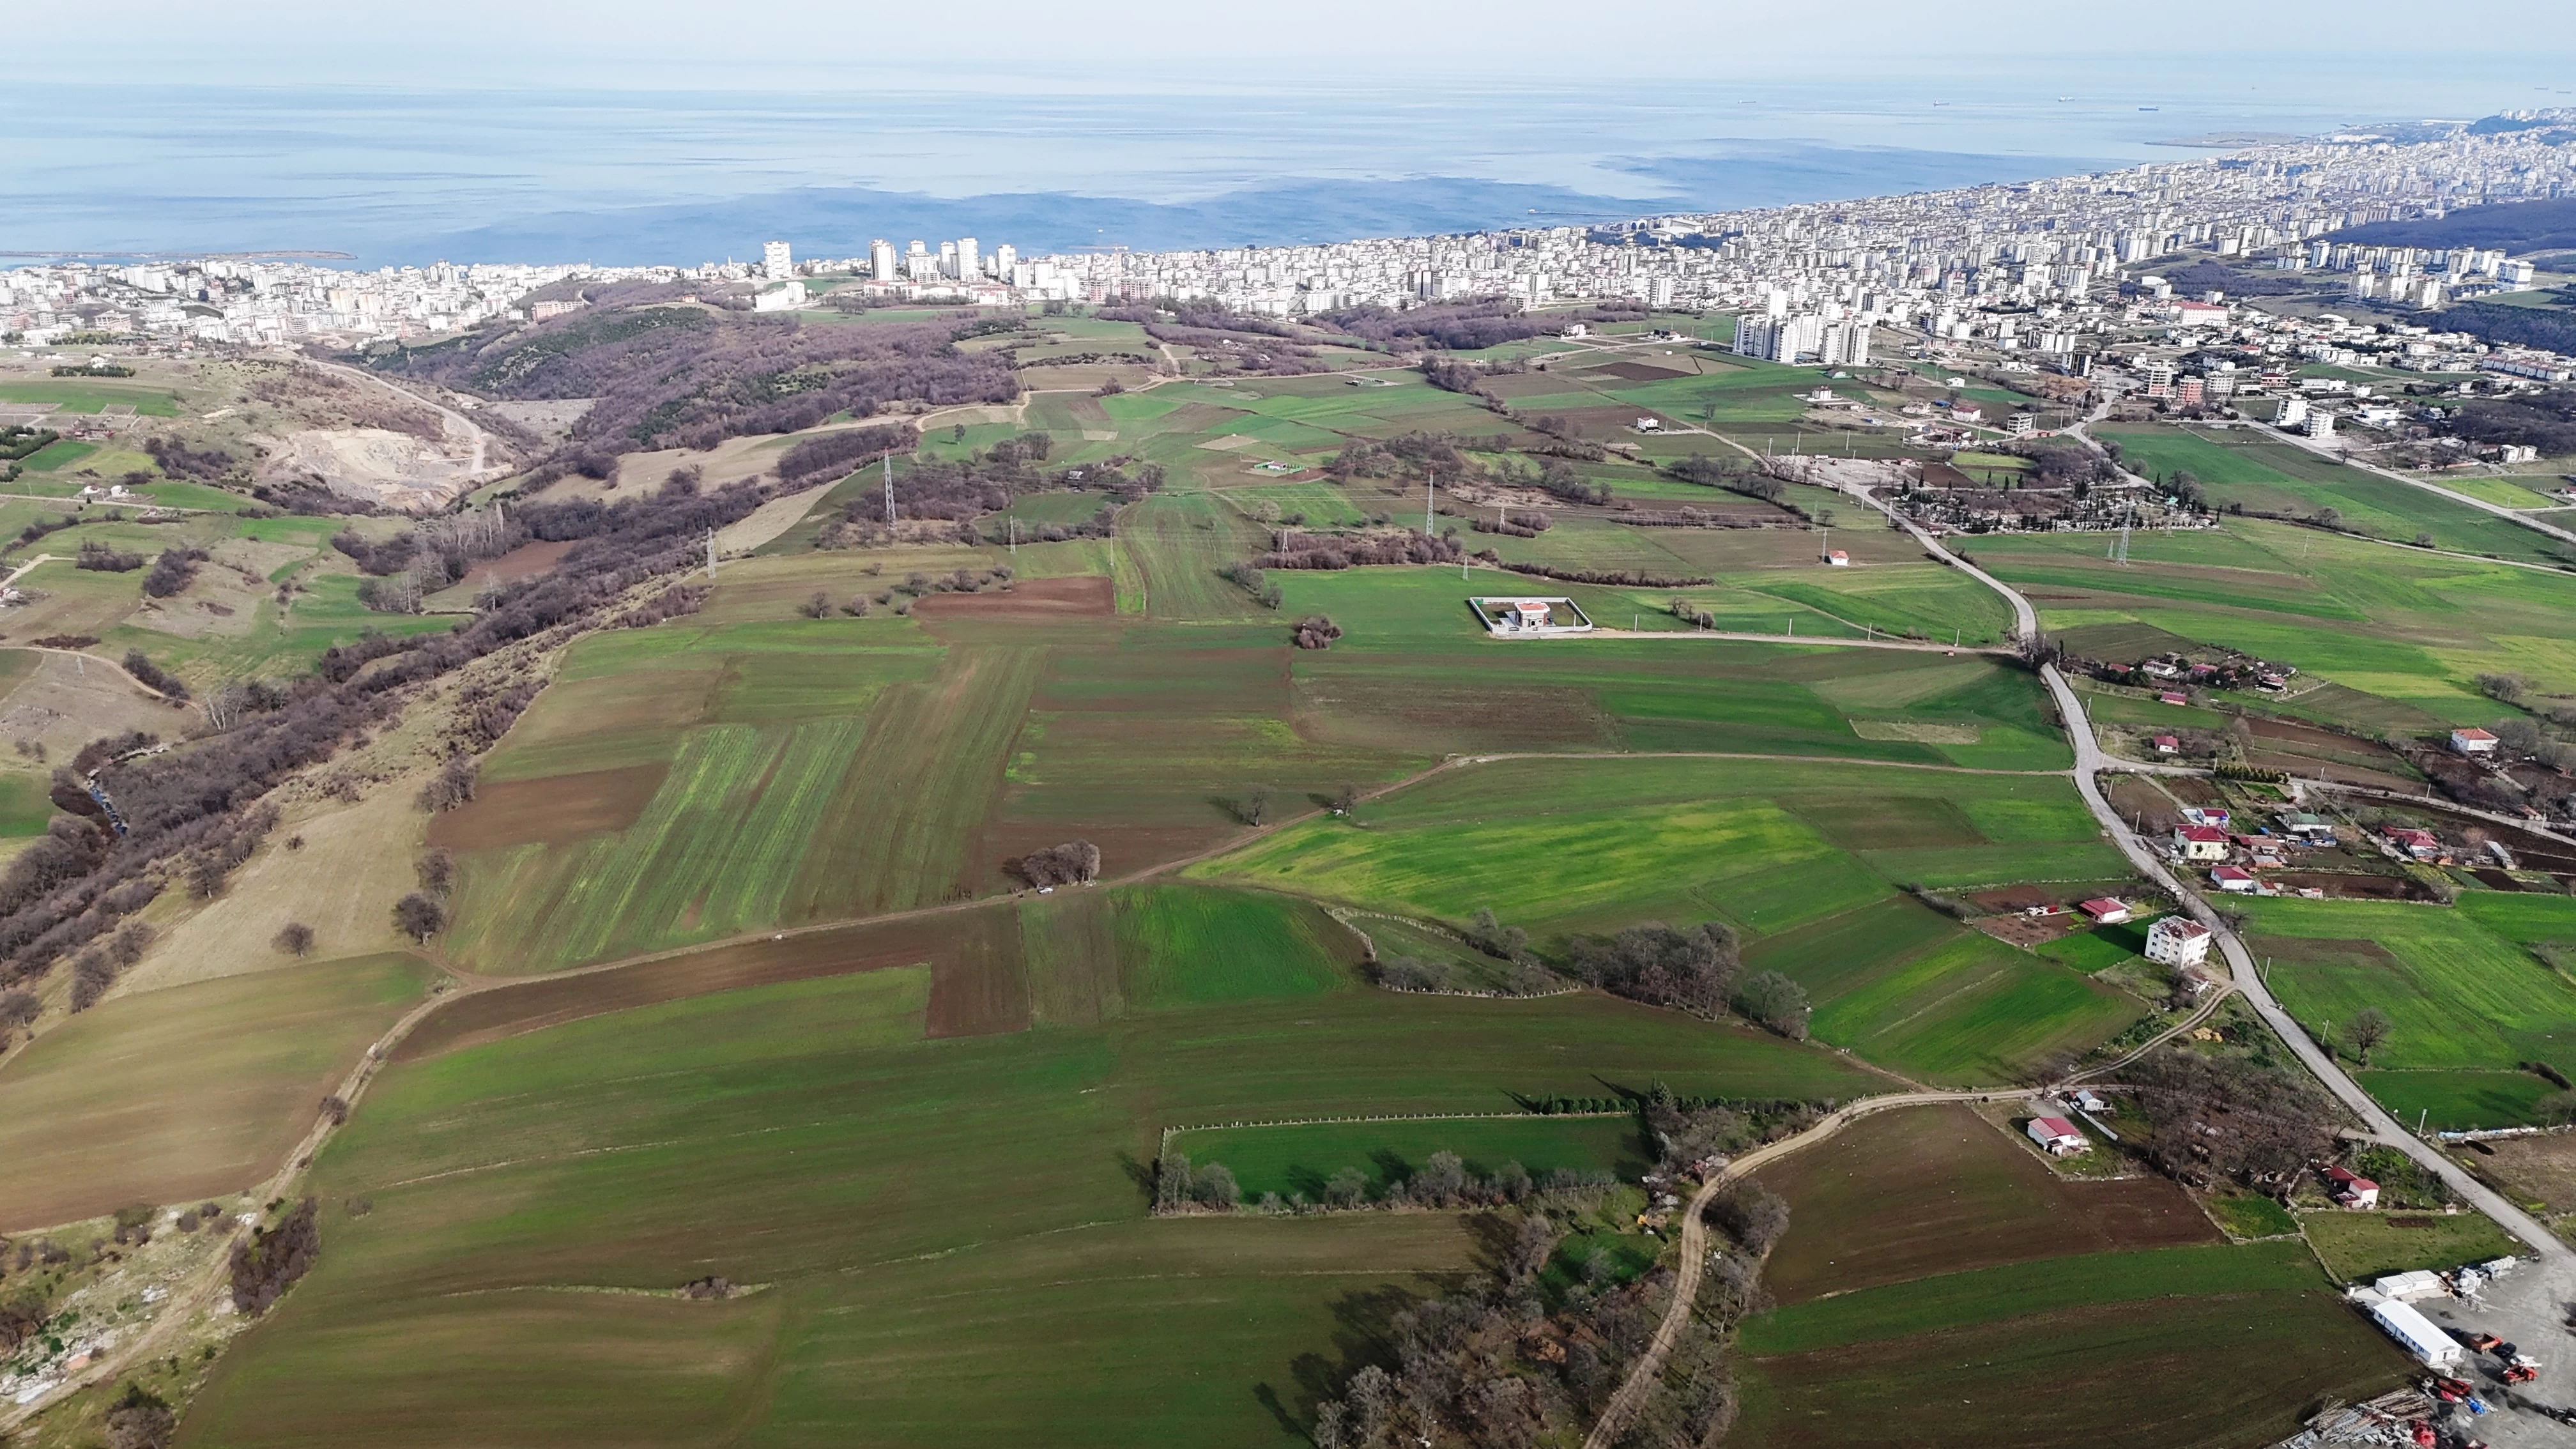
[2144,915,2211,969]
[2450,727,2498,756]
[2025,1116,2089,1156]
[2209,865,2257,893]
[2174,824,2229,861]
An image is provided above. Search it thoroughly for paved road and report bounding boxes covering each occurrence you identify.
[1826,468,2576,1439]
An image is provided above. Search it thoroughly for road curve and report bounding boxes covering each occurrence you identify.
[1579,1091,1990,1449]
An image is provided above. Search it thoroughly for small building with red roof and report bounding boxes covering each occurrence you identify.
[2026,1117,2089,1156]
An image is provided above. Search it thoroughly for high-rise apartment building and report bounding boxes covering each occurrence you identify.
[871,239,897,281]
[762,240,793,280]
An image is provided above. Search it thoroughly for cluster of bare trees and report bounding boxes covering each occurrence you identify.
[1291,615,1344,650]
[0,483,774,1007]
[1013,840,1100,887]
[143,434,236,482]
[119,650,188,702]
[1565,922,1738,1017]
[229,1197,319,1315]
[140,547,208,599]
[1317,300,1547,352]
[75,540,144,572]
[776,424,917,488]
[1255,533,1463,572]
[342,508,526,614]
[2126,1048,2340,1195]
[1494,560,1712,589]
[1305,1184,1754,1448]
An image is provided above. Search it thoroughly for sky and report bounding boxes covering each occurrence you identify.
[15,0,2575,89]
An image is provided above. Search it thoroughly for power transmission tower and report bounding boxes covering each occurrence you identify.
[1424,473,1435,537]
[2111,499,2133,566]
[882,452,895,527]
[705,526,717,578]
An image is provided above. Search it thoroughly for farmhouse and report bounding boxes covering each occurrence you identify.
[2158,691,2189,706]
[2324,1166,2380,1210]
[1825,549,1850,567]
[2025,1116,2089,1156]
[2450,727,2497,756]
[2209,864,2257,893]
[2144,915,2211,969]
[2276,812,2336,843]
[2183,806,2230,827]
[2174,824,2229,861]
[2382,826,2441,861]
[2078,897,2133,925]
[2152,733,2179,755]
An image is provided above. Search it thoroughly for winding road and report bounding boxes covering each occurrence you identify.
[1583,464,2576,1449]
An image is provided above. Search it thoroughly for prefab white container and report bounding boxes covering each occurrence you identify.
[2368,1298,2462,1367]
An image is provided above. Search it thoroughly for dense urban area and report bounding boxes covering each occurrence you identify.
[4,107,2576,1449]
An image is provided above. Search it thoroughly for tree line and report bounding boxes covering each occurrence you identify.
[0,482,775,1009]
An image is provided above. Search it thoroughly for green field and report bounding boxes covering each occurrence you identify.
[29,299,2522,1449]
[2299,1208,2524,1282]
[1164,1114,1645,1200]
[2098,422,2569,565]
[1195,757,2139,1084]
[0,953,433,1230]
[1975,512,2576,728]
[175,931,1884,1448]
[0,379,185,415]
[2241,895,2576,1126]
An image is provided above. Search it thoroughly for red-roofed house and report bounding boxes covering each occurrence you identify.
[2026,1117,2089,1156]
[2159,691,2189,706]
[2451,727,2497,756]
[2210,864,2257,893]
[2079,897,2133,924]
[2174,824,2230,861]
[2324,1166,2380,1209]
[2153,733,2179,755]
[2384,827,2441,861]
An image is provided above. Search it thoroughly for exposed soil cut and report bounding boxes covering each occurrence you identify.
[427,762,670,850]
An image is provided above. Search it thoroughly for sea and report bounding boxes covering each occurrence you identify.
[1,65,2564,266]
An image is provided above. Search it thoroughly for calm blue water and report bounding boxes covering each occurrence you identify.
[0,69,2550,264]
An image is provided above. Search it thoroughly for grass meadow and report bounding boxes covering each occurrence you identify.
[2240,894,2576,1127]
[1195,757,2138,1084]
[1972,512,2576,729]
[2099,422,2573,565]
